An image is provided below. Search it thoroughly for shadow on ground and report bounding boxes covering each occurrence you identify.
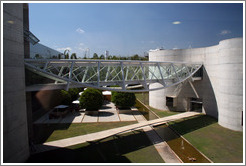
[167,115,217,135]
[33,123,72,144]
[27,130,157,163]
[99,112,114,117]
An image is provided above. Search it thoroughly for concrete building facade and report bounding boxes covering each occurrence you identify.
[3,3,30,162]
[149,38,243,131]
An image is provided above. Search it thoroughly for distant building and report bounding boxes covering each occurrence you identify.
[30,43,62,59]
[105,50,109,60]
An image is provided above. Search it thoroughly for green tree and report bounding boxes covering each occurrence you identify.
[68,88,80,101]
[131,54,139,60]
[112,55,118,60]
[60,90,72,105]
[93,53,99,59]
[79,88,103,111]
[35,54,43,59]
[70,53,77,59]
[100,54,105,59]
[58,53,63,59]
[51,55,58,59]
[64,49,70,59]
[112,92,136,109]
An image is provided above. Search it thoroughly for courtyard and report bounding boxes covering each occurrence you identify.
[34,101,137,124]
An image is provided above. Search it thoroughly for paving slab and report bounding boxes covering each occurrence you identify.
[82,114,98,123]
[132,110,146,122]
[44,117,63,124]
[60,113,76,123]
[72,112,85,123]
[143,126,182,163]
[118,112,136,121]
[98,110,120,122]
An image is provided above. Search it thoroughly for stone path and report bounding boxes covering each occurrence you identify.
[132,109,182,163]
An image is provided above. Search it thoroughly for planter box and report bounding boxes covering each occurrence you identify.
[85,110,99,116]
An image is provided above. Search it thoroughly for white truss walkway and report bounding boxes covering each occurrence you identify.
[25,59,202,92]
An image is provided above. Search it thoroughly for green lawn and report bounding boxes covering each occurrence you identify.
[28,130,164,163]
[33,121,136,144]
[135,92,149,105]
[135,92,182,118]
[148,106,182,118]
[169,115,243,163]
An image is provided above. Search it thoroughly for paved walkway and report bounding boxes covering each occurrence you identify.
[34,101,137,124]
[132,108,182,163]
[34,112,201,158]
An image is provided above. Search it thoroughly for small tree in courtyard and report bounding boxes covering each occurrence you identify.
[112,92,136,109]
[79,88,103,111]
[60,90,72,105]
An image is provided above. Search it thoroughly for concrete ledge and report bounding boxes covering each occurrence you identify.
[117,108,132,114]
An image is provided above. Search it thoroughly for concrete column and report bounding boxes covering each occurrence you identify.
[3,3,30,162]
[216,38,243,131]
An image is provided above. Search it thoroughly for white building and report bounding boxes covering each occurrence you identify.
[149,37,243,131]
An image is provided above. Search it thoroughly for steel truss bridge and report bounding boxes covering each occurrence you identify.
[25,59,202,92]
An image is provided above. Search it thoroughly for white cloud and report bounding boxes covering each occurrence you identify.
[76,28,85,34]
[172,46,179,50]
[172,21,181,25]
[74,43,87,53]
[220,30,231,35]
[56,47,72,52]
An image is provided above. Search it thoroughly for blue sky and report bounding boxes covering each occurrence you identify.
[29,2,243,58]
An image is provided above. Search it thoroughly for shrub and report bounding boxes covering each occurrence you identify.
[68,88,80,101]
[79,88,103,111]
[111,92,136,109]
[60,90,72,105]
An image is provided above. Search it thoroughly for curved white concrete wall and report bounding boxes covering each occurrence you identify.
[149,38,243,131]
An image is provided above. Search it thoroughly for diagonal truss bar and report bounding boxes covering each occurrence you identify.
[140,62,148,89]
[66,61,74,90]
[24,59,202,92]
[157,62,166,86]
[120,62,126,90]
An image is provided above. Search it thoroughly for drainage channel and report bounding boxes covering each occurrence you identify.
[135,99,212,163]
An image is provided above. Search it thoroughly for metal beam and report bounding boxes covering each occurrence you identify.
[66,62,74,91]
[140,62,148,90]
[120,62,126,90]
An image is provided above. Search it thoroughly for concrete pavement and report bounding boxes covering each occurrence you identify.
[34,101,137,124]
[35,112,200,155]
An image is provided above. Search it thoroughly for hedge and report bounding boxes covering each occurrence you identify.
[111,92,136,109]
[79,88,103,111]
